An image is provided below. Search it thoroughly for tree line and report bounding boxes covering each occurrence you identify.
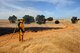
[8,15,80,24]
[8,15,53,24]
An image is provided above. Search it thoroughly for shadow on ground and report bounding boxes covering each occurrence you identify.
[0,27,64,36]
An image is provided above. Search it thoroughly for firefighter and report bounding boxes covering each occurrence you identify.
[18,19,25,41]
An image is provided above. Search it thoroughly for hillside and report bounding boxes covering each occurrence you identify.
[0,20,80,53]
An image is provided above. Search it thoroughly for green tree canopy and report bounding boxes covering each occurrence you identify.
[23,15,35,24]
[47,17,53,21]
[8,15,17,23]
[71,16,78,24]
[36,15,46,24]
[55,20,60,24]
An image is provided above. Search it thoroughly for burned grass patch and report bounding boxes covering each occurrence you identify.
[0,27,64,36]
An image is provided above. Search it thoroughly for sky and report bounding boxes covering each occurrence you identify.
[0,0,80,19]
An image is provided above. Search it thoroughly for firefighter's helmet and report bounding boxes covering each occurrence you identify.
[20,19,24,22]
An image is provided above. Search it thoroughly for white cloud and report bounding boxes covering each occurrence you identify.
[0,4,54,19]
[16,0,75,10]
[0,0,80,19]
[0,0,75,10]
[18,0,75,7]
[0,0,55,19]
[2,0,74,7]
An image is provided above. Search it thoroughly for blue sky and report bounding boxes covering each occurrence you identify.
[0,0,80,19]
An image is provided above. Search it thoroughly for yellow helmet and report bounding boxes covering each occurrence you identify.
[20,19,24,22]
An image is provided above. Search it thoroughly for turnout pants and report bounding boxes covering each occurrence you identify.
[19,28,24,41]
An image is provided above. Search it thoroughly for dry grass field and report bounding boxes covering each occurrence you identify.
[0,19,80,53]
